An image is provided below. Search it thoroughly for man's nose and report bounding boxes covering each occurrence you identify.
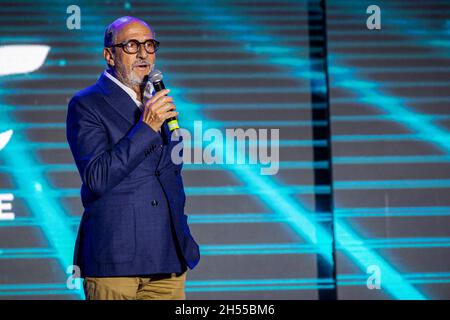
[137,44,148,59]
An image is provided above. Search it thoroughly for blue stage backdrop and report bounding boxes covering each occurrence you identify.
[0,0,449,299]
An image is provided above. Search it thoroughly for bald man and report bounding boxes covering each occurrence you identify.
[66,16,200,300]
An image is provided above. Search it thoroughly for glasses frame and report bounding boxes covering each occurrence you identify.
[108,39,160,54]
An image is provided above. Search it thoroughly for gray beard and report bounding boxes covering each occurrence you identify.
[128,71,145,87]
[113,62,147,88]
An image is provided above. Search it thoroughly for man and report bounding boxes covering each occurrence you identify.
[66,16,200,300]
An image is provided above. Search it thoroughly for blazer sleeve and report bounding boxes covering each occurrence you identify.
[66,95,162,197]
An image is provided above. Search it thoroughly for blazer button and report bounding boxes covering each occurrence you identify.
[155,170,160,177]
[151,200,158,207]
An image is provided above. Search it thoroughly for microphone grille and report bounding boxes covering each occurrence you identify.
[149,69,163,83]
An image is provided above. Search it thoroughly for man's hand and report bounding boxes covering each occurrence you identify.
[142,89,178,132]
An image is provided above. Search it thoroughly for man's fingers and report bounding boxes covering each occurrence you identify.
[154,97,174,110]
[155,103,176,114]
[144,89,170,108]
[162,111,179,120]
[143,99,173,118]
[146,96,174,112]
[150,106,177,122]
[158,110,178,120]
[151,89,170,102]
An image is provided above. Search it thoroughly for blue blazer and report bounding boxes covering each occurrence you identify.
[66,73,200,277]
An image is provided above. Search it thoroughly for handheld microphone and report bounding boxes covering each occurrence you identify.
[147,69,180,132]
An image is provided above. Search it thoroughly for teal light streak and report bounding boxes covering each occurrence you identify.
[184,0,429,300]
[0,104,83,299]
[185,285,334,293]
[336,206,450,218]
[3,176,450,198]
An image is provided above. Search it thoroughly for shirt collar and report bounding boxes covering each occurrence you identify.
[103,70,143,110]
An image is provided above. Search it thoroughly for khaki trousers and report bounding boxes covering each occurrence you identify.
[83,271,187,300]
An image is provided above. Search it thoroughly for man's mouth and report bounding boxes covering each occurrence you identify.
[134,63,150,71]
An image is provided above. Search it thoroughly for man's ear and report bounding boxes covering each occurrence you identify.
[103,48,115,67]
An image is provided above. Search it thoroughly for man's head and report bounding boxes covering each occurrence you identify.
[103,16,156,92]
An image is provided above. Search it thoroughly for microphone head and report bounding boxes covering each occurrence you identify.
[149,69,163,83]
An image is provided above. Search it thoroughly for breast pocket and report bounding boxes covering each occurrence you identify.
[90,204,136,264]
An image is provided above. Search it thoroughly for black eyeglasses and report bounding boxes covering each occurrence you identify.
[108,39,160,54]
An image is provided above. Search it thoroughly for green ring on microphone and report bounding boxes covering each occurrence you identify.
[168,120,179,131]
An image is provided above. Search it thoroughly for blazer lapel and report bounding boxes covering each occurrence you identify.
[96,72,174,146]
[96,73,142,125]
